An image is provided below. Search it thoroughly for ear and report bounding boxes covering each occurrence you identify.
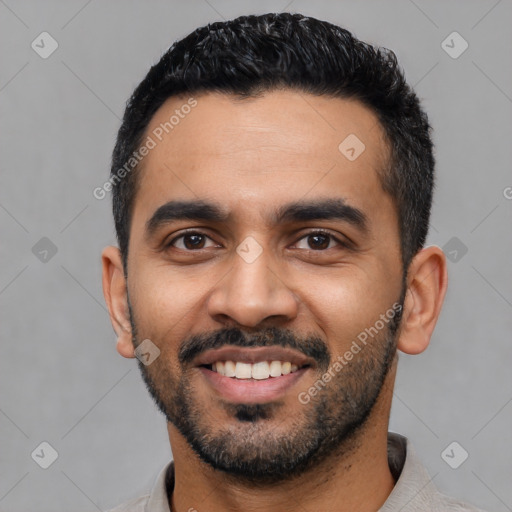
[397,245,448,355]
[101,246,135,358]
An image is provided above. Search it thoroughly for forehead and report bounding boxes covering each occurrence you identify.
[132,90,393,230]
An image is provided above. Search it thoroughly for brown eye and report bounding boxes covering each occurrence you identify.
[182,234,206,249]
[168,232,217,251]
[295,231,344,251]
[307,233,330,250]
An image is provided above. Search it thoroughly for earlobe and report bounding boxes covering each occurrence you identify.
[101,246,135,359]
[397,246,448,355]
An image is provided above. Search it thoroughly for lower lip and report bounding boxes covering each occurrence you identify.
[199,367,308,404]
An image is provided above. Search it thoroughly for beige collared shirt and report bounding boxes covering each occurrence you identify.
[105,433,487,512]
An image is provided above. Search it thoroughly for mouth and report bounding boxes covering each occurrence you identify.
[204,360,303,379]
[194,346,313,404]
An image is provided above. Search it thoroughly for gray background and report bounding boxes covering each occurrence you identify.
[1,0,511,510]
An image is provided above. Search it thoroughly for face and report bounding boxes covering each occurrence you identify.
[125,90,405,481]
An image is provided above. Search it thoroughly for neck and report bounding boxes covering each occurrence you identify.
[168,362,397,512]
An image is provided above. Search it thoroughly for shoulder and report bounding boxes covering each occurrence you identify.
[436,491,489,512]
[103,494,150,512]
[384,433,489,512]
[101,461,173,512]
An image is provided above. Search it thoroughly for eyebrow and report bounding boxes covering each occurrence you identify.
[145,198,368,237]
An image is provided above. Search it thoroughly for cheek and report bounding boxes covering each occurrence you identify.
[298,268,395,349]
[129,266,211,342]
[132,264,181,308]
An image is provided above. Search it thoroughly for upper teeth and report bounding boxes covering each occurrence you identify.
[213,361,300,379]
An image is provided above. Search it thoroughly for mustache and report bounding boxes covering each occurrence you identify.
[178,326,331,370]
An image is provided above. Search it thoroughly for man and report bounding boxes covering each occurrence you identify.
[101,12,486,512]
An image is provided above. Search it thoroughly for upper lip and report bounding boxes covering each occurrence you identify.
[193,346,314,368]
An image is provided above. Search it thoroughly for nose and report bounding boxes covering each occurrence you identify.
[207,243,299,329]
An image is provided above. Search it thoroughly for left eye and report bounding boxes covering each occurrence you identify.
[295,232,342,251]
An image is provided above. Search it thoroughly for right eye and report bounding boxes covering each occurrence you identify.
[166,231,220,251]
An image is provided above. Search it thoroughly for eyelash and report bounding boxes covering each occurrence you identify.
[165,229,349,252]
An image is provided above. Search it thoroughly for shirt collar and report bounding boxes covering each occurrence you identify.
[146,461,173,512]
[379,432,440,511]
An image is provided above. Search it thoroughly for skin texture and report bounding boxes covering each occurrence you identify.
[102,90,448,512]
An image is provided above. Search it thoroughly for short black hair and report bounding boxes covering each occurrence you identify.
[110,12,434,272]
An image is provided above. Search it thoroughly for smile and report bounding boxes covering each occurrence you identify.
[207,360,302,380]
[194,346,313,403]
